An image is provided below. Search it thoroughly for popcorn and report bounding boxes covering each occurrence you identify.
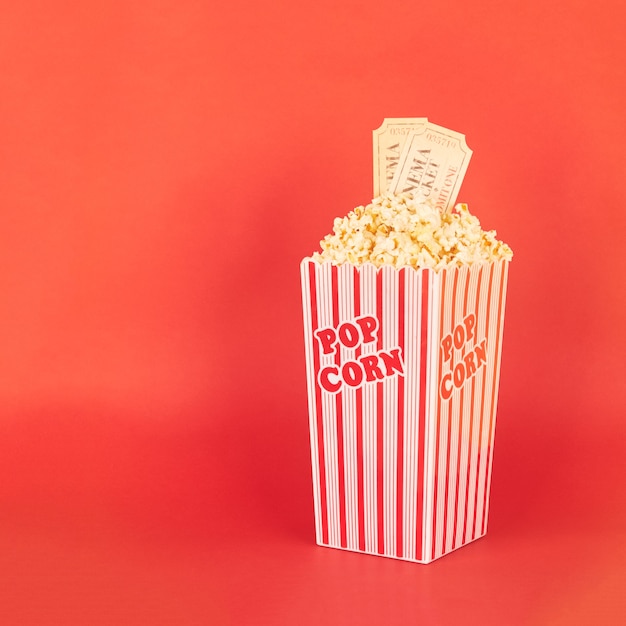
[312,192,513,270]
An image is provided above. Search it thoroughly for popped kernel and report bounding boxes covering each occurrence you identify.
[311,192,512,270]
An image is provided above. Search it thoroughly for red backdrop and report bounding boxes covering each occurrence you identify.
[1,1,625,624]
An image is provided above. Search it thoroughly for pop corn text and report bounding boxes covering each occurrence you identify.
[439,313,487,400]
[315,316,404,394]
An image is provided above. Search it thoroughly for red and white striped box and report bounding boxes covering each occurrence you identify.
[300,258,510,563]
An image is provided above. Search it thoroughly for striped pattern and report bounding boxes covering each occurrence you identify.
[300,259,509,563]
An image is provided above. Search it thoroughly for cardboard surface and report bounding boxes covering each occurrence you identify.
[301,260,509,562]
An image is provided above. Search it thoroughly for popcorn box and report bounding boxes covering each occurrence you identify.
[300,258,509,563]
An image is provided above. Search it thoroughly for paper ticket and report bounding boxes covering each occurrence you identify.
[372,118,429,196]
[373,118,472,211]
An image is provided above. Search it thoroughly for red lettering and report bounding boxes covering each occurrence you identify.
[356,316,378,344]
[359,354,385,382]
[338,322,360,348]
[379,348,404,376]
[440,334,488,400]
[463,351,477,377]
[341,361,363,387]
[464,313,476,342]
[440,372,453,400]
[442,335,453,362]
[453,362,465,388]
[319,366,341,393]
[453,324,465,350]
[315,328,337,355]
[474,339,487,366]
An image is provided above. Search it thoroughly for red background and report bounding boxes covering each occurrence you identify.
[1,1,625,624]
